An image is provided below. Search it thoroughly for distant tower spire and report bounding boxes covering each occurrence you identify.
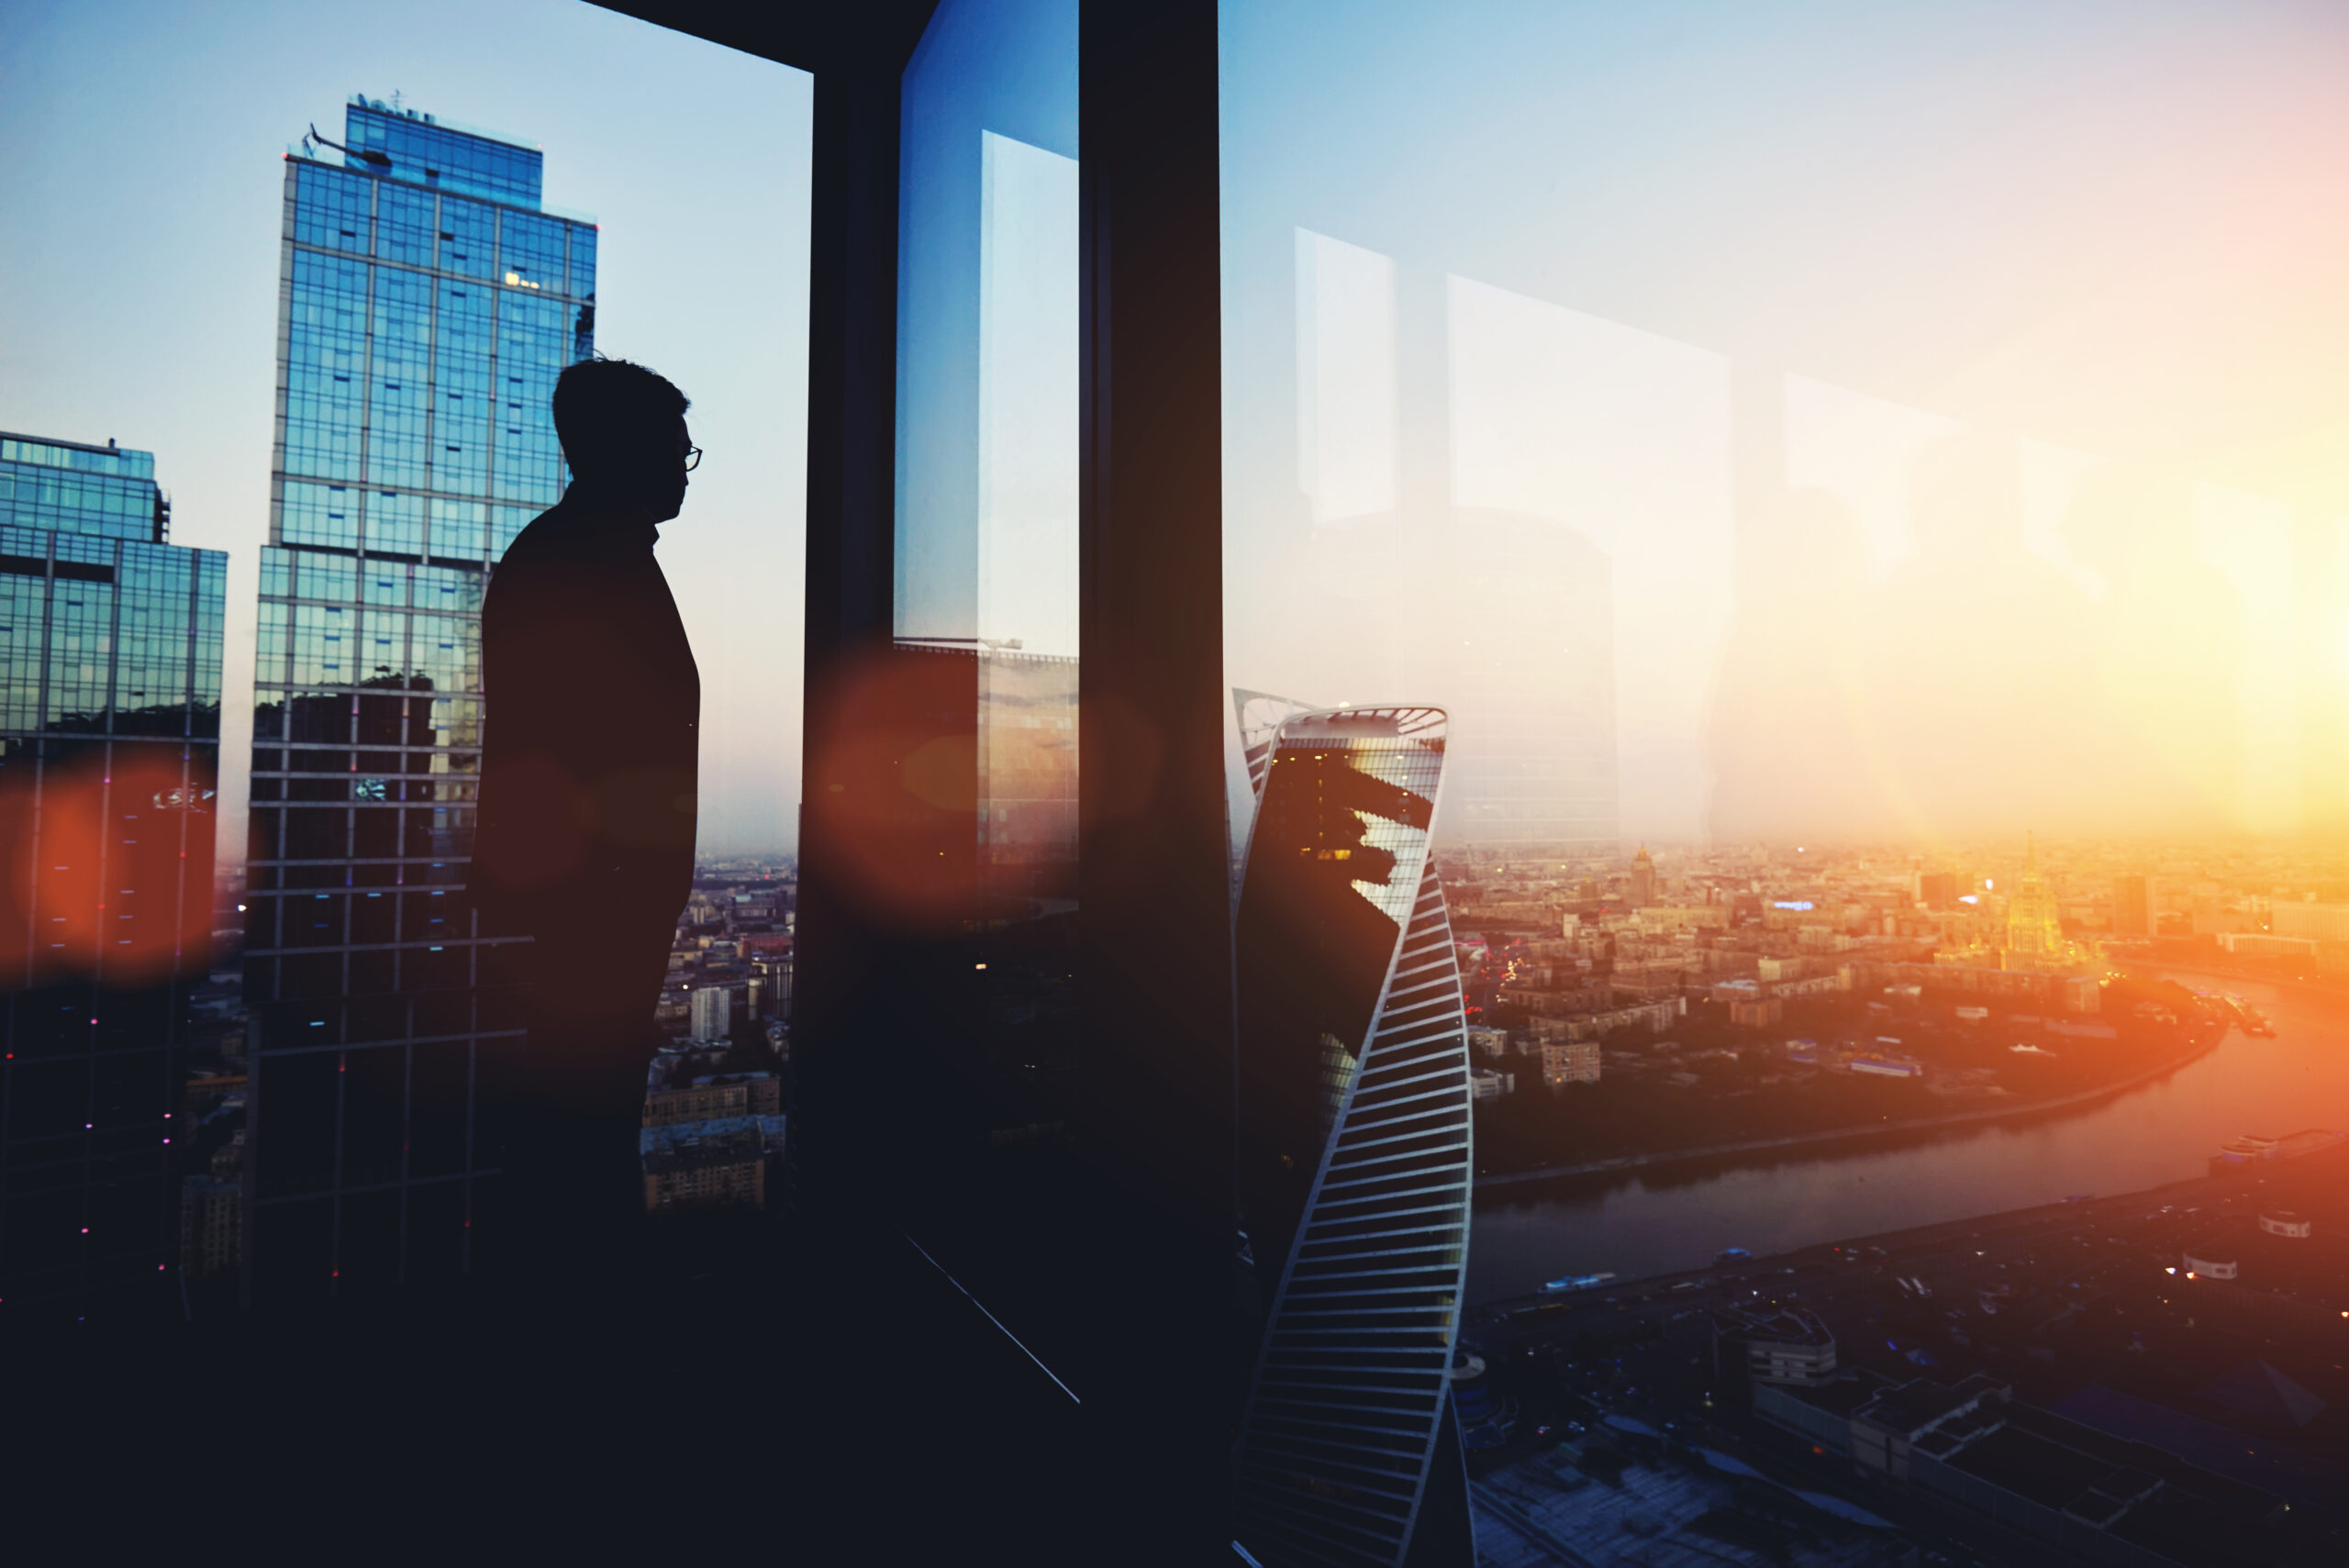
[2005,832,2065,962]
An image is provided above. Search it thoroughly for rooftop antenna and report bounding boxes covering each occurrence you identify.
[391,89,404,113]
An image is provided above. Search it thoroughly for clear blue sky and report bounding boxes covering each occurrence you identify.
[0,0,813,859]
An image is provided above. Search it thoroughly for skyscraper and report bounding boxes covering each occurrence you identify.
[1629,843,1656,907]
[690,985,730,1045]
[2003,835,2067,963]
[241,98,596,1303]
[1,432,226,1317]
[2112,873,2154,938]
[1230,704,1475,1568]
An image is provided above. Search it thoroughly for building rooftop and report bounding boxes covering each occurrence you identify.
[0,431,156,482]
[1854,1376,2000,1437]
[1947,1423,2128,1513]
[1715,1304,1834,1347]
[640,1114,786,1171]
[347,94,538,154]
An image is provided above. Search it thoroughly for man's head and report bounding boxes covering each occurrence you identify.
[553,356,693,520]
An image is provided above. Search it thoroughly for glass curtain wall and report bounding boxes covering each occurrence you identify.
[1222,4,2349,1559]
[0,435,226,1318]
[243,99,596,1305]
[882,0,1084,1373]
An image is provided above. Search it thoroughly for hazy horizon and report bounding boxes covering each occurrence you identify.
[14,3,2349,865]
[1220,1,2349,852]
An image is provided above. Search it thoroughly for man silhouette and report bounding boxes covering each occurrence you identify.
[473,356,699,1273]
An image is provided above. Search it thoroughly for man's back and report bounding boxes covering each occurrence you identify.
[473,491,699,950]
[464,354,703,1279]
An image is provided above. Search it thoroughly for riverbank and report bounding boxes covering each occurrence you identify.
[1472,1132,2349,1323]
[1475,1025,2223,1193]
[2159,961,2349,1007]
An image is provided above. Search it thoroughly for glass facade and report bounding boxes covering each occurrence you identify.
[0,433,227,1317]
[242,100,596,1302]
[342,97,546,210]
[1230,705,1474,1568]
[873,0,1085,1377]
[0,435,171,544]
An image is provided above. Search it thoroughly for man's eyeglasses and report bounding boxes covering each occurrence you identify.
[685,445,703,473]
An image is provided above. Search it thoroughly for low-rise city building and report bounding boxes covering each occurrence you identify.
[640,1114,787,1213]
[1469,1067,1515,1101]
[1713,1303,1837,1389]
[1541,1040,1600,1088]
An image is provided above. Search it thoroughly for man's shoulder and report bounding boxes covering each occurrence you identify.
[482,503,578,610]
[493,503,570,574]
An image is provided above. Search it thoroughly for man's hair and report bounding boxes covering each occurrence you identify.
[552,356,689,479]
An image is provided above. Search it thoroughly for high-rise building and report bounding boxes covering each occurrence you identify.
[1230,704,1475,1568]
[1629,843,1657,907]
[0,431,227,1316]
[2002,835,2068,962]
[1915,870,1960,908]
[690,984,732,1045]
[2111,873,2154,938]
[240,98,597,1303]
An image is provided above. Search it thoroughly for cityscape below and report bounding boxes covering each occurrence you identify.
[10,16,2349,1564]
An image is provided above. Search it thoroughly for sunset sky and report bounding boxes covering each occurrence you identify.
[9,2,2349,860]
[1219,0,2349,846]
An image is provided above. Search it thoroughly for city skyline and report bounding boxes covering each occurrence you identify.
[15,5,2349,862]
[10,6,2349,1562]
[0,0,812,857]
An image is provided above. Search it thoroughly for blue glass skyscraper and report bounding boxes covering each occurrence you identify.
[1,432,227,1318]
[241,98,596,1303]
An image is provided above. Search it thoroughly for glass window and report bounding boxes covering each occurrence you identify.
[253,595,291,688]
[0,573,47,728]
[375,183,437,268]
[1219,0,2349,1314]
[407,613,477,694]
[280,482,358,550]
[296,552,358,606]
[361,562,409,607]
[493,294,570,503]
[413,563,484,617]
[566,224,597,301]
[432,500,489,564]
[290,603,352,686]
[499,210,566,294]
[364,491,424,557]
[486,504,535,563]
[437,195,497,279]
[293,161,373,253]
[284,251,371,483]
[885,0,1081,1384]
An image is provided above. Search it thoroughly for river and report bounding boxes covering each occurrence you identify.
[1466,970,2349,1302]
